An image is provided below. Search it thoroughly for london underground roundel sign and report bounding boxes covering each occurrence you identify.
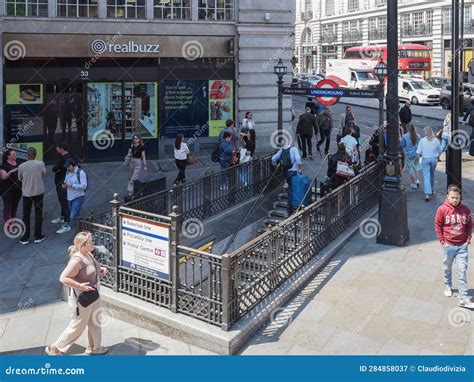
[315,79,341,106]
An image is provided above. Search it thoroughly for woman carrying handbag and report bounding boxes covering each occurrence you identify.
[45,231,108,356]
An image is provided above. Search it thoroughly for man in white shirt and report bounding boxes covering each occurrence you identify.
[340,127,360,164]
[57,159,87,233]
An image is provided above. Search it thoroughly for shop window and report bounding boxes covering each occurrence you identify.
[154,0,190,19]
[5,0,48,17]
[198,0,233,21]
[57,0,98,17]
[107,0,145,19]
[87,82,157,144]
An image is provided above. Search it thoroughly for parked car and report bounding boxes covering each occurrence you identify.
[298,74,311,88]
[426,76,449,90]
[439,83,474,110]
[398,78,440,106]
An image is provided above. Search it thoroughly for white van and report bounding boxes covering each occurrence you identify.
[398,78,440,106]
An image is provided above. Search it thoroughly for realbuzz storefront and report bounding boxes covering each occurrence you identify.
[3,33,235,163]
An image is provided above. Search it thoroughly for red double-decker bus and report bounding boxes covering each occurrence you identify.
[343,43,431,78]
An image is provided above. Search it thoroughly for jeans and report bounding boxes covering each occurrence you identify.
[421,157,437,195]
[2,191,21,224]
[300,134,312,158]
[442,243,468,298]
[21,194,43,241]
[441,133,450,152]
[55,183,70,222]
[174,159,187,184]
[317,129,331,154]
[68,196,85,229]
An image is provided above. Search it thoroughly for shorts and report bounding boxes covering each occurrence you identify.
[405,155,421,177]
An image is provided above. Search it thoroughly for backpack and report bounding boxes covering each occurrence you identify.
[469,110,474,127]
[75,167,87,191]
[279,148,293,171]
[211,141,221,162]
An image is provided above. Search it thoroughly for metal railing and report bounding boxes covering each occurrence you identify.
[342,30,363,42]
[321,32,338,44]
[369,29,387,40]
[401,24,433,37]
[82,160,384,330]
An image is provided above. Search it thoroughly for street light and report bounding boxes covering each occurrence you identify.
[374,60,387,161]
[377,0,409,247]
[274,58,288,139]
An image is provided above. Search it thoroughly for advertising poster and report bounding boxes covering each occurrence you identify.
[121,216,170,281]
[87,82,158,142]
[208,80,234,137]
[6,84,43,105]
[162,80,208,139]
[7,142,44,161]
[5,105,44,138]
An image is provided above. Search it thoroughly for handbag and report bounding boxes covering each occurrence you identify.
[435,130,443,140]
[77,288,100,308]
[239,148,251,164]
[229,151,238,166]
[186,153,197,165]
[336,161,355,179]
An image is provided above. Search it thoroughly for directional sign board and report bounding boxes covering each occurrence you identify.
[282,87,380,99]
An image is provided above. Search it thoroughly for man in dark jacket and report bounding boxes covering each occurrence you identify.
[462,98,474,127]
[316,107,333,155]
[51,141,71,228]
[399,101,412,133]
[298,108,318,160]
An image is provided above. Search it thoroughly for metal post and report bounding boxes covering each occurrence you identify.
[447,0,462,189]
[277,76,284,140]
[169,205,180,313]
[110,193,121,292]
[377,81,385,161]
[220,253,231,331]
[377,0,409,246]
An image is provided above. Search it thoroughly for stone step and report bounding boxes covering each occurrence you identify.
[263,218,282,227]
[278,193,288,201]
[268,209,288,219]
[273,201,288,209]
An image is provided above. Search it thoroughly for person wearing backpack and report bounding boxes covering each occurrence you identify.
[271,138,302,216]
[57,159,87,234]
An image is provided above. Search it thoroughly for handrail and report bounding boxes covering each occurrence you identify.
[119,206,172,222]
[177,245,222,260]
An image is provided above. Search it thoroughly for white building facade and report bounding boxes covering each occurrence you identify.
[295,0,474,78]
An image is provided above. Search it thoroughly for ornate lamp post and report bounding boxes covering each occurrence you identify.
[274,58,288,139]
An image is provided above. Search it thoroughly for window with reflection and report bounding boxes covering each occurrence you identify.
[154,0,190,19]
[5,0,48,16]
[57,0,98,17]
[198,0,233,21]
[107,0,145,19]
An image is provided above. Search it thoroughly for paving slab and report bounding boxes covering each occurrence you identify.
[391,296,445,325]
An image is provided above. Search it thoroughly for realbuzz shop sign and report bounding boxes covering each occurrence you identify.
[121,216,170,281]
[91,39,160,55]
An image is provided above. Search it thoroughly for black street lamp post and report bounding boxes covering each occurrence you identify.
[374,60,387,161]
[377,0,409,246]
[274,59,288,139]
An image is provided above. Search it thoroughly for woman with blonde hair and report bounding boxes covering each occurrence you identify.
[45,231,108,355]
[416,126,442,201]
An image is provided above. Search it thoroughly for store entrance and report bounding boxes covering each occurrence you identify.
[43,83,85,163]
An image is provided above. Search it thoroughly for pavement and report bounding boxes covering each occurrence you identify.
[242,154,474,355]
[2,101,474,355]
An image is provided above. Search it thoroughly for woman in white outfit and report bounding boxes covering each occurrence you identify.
[173,133,190,187]
[242,111,255,133]
[45,232,108,355]
[126,135,147,196]
[416,126,442,202]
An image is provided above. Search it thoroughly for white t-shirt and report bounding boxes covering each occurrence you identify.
[174,143,190,160]
[242,118,255,130]
[341,135,358,158]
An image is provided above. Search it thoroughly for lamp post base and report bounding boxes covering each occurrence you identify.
[377,185,409,247]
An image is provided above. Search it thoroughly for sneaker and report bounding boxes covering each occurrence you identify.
[56,225,72,234]
[458,297,474,309]
[45,345,62,356]
[34,235,46,244]
[19,240,29,245]
[416,180,420,188]
[85,346,108,355]
[444,285,453,297]
[425,195,431,202]
[51,217,64,224]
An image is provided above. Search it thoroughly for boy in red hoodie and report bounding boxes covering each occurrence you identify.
[435,185,474,309]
